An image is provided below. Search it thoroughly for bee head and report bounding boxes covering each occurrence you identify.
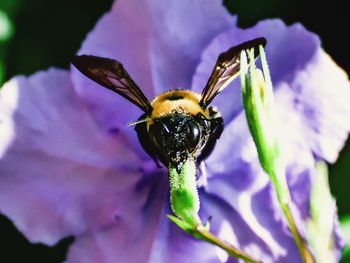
[148,114,210,169]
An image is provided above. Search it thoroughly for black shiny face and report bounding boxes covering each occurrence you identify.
[135,109,224,171]
[148,114,210,167]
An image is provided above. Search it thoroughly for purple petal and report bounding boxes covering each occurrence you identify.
[199,190,304,263]
[68,209,222,263]
[148,0,234,94]
[203,111,258,182]
[68,180,220,263]
[201,172,310,263]
[0,69,154,245]
[274,52,350,163]
[67,172,169,263]
[286,167,312,220]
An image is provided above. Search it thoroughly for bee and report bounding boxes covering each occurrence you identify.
[72,38,266,171]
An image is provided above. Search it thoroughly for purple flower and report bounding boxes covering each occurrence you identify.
[1,0,349,262]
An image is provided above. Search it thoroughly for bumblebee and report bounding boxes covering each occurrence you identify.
[72,38,266,171]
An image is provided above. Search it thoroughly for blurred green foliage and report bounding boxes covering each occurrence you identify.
[0,0,349,262]
[341,216,350,262]
[2,0,113,80]
[0,10,13,42]
[0,0,19,83]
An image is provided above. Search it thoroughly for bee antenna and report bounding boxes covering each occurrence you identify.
[127,117,151,127]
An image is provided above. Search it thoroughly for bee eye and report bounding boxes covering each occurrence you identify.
[187,122,201,149]
[149,121,169,148]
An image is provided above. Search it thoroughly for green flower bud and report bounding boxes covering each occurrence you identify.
[240,46,279,176]
[240,45,314,263]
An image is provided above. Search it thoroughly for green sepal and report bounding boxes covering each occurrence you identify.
[168,158,201,227]
[167,214,206,240]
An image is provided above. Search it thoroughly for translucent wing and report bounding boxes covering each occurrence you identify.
[72,55,153,113]
[199,37,266,108]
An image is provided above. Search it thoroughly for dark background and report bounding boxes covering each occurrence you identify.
[0,0,349,262]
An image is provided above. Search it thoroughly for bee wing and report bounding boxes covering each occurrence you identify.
[72,55,153,113]
[199,37,266,108]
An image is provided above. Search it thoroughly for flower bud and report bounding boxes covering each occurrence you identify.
[240,46,279,176]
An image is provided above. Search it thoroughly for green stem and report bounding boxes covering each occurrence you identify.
[269,167,314,263]
[195,227,262,263]
[168,215,262,263]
